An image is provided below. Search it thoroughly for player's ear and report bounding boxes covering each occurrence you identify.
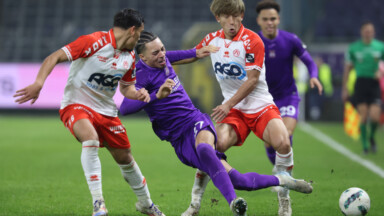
[215,15,220,23]
[139,53,145,60]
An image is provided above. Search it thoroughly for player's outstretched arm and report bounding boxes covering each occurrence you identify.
[13,49,68,104]
[171,45,219,65]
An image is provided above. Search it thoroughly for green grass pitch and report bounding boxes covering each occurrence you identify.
[0,115,383,215]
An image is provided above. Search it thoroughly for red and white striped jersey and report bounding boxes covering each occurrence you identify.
[61,29,136,117]
[197,25,274,114]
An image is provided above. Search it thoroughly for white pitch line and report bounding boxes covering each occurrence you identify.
[299,122,384,179]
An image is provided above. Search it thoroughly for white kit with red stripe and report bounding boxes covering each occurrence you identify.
[61,29,136,117]
[197,25,275,114]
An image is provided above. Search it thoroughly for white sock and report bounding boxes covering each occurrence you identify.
[191,169,210,206]
[275,149,294,198]
[275,148,294,174]
[119,161,152,207]
[81,140,103,204]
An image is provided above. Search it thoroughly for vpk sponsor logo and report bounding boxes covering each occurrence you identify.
[214,62,247,80]
[87,73,123,91]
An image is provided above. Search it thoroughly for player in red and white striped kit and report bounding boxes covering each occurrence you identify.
[14,8,164,216]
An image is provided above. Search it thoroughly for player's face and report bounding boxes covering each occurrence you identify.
[125,24,144,50]
[257,8,280,39]
[361,24,375,43]
[216,13,244,40]
[140,38,166,68]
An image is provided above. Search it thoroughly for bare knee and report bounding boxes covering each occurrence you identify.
[273,136,291,154]
[108,147,134,165]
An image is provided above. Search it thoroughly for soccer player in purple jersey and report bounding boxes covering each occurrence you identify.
[255,1,322,215]
[119,31,312,216]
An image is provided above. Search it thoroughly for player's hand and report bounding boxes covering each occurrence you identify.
[309,78,323,95]
[136,88,150,103]
[211,104,231,122]
[13,82,42,105]
[341,88,349,103]
[196,45,220,58]
[156,79,175,99]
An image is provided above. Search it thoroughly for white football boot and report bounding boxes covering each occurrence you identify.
[136,202,165,216]
[181,203,200,216]
[92,199,108,216]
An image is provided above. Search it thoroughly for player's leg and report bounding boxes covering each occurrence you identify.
[183,112,248,216]
[265,96,300,165]
[260,111,293,216]
[221,160,311,193]
[368,103,381,153]
[181,169,210,216]
[356,103,369,153]
[101,117,164,216]
[195,130,237,205]
[367,80,382,153]
[215,123,239,152]
[72,119,108,216]
[60,104,107,216]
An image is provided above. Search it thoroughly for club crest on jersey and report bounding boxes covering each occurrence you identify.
[123,61,129,69]
[269,50,276,58]
[233,49,240,57]
[246,53,254,63]
[214,62,247,80]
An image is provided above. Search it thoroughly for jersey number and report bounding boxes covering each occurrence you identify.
[280,105,296,117]
[194,121,204,138]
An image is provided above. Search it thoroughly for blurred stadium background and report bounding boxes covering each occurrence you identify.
[1,0,383,122]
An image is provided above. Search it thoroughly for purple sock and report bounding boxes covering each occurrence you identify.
[196,143,236,205]
[265,146,276,165]
[290,135,293,147]
[229,168,279,191]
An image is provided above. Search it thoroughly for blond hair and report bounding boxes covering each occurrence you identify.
[210,0,245,16]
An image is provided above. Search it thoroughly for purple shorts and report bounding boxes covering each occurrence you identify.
[274,94,301,120]
[171,112,226,174]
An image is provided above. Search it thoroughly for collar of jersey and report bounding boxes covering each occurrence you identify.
[109,29,117,49]
[219,24,245,41]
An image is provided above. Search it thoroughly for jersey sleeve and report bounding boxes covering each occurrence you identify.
[61,31,109,61]
[196,31,220,49]
[166,49,196,63]
[120,61,137,86]
[291,34,307,57]
[245,35,265,72]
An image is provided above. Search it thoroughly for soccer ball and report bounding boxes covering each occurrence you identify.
[339,187,370,216]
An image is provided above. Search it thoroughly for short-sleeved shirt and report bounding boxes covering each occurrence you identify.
[61,29,136,117]
[345,39,384,79]
[196,25,274,114]
[258,30,307,100]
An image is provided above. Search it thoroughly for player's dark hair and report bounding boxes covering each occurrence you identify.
[135,31,158,54]
[113,8,144,29]
[255,0,280,14]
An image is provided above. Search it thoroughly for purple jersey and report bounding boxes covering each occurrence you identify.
[258,30,312,100]
[120,49,202,142]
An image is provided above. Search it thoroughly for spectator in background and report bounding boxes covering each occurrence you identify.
[342,21,384,154]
